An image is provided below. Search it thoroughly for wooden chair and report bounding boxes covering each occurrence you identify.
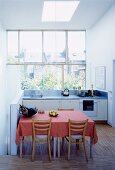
[65,119,88,161]
[58,109,74,150]
[32,119,52,161]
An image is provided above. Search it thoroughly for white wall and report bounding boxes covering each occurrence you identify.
[0,22,22,154]
[0,23,8,155]
[86,4,115,90]
[6,66,22,154]
[86,4,115,127]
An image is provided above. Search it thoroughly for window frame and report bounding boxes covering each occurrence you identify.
[7,30,86,90]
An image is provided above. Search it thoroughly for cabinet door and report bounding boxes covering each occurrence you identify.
[22,99,80,111]
[22,100,44,110]
[45,100,61,110]
[60,100,79,110]
[23,100,38,108]
[97,99,107,120]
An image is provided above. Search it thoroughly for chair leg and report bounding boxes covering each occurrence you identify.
[20,137,23,158]
[48,138,51,161]
[76,139,79,150]
[32,140,35,161]
[83,139,88,161]
[62,137,65,150]
[68,140,70,160]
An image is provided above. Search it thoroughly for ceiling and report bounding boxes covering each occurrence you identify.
[0,0,115,30]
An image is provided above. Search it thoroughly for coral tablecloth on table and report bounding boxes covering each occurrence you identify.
[16,110,98,145]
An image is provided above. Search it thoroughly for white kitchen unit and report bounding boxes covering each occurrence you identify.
[23,98,107,120]
[23,100,47,110]
[22,100,44,110]
[22,99,57,110]
[96,99,107,120]
[23,99,62,110]
[60,100,79,110]
[22,99,79,111]
[79,99,98,117]
[79,98,107,120]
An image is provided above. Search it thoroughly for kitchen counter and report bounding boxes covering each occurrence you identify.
[22,90,108,121]
[22,89,108,100]
[22,95,107,100]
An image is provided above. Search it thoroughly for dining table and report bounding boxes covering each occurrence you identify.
[16,110,98,159]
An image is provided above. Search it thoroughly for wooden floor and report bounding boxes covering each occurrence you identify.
[1,124,115,170]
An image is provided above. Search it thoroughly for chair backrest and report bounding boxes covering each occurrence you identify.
[68,119,88,137]
[58,108,74,111]
[32,119,52,138]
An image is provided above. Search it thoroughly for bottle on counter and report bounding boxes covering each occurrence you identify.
[78,86,81,96]
[91,84,94,97]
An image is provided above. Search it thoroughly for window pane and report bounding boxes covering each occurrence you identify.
[44,31,66,63]
[20,31,42,63]
[68,31,85,63]
[21,65,62,90]
[64,65,86,90]
[7,31,18,63]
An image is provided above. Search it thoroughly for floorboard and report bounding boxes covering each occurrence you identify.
[1,124,115,170]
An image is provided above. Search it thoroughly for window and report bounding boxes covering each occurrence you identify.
[42,1,80,22]
[20,31,42,63]
[68,31,85,63]
[21,65,62,90]
[64,65,86,89]
[7,31,18,63]
[44,31,66,63]
[7,30,86,90]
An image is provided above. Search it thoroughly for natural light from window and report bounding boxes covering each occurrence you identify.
[7,30,86,90]
[42,1,80,22]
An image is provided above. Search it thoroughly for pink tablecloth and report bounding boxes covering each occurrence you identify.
[16,110,98,145]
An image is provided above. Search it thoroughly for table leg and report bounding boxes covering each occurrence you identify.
[90,138,93,158]
[57,137,61,158]
[53,137,57,159]
[20,137,23,158]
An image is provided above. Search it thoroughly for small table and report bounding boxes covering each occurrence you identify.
[16,110,98,158]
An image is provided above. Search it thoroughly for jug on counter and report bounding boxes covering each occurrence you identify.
[62,88,69,96]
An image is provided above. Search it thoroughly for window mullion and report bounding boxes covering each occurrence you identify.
[62,65,64,90]
[66,31,68,64]
[42,31,44,63]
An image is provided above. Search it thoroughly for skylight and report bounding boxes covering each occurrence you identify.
[42,1,80,22]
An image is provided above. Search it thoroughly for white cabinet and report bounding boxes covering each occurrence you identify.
[60,100,79,110]
[22,100,45,110]
[22,98,107,120]
[22,99,79,111]
[45,100,61,110]
[97,99,107,120]
[23,100,62,110]
[79,99,107,120]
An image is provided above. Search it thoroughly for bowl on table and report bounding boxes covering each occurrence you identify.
[49,110,58,117]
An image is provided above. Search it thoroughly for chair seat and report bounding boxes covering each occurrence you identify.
[35,135,48,143]
[65,135,82,143]
[71,134,82,139]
